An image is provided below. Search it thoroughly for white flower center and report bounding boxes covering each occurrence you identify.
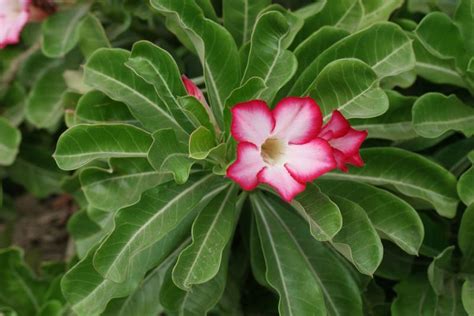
[261,138,287,166]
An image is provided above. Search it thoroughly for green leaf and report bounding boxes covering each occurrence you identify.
[189,126,216,160]
[93,174,226,282]
[323,147,459,218]
[25,65,67,129]
[311,58,389,120]
[241,11,297,102]
[458,158,474,206]
[148,129,194,184]
[126,41,195,133]
[62,221,192,316]
[251,192,363,315]
[428,246,457,294]
[223,0,271,46]
[83,48,187,135]
[459,204,474,272]
[329,195,383,276]
[319,179,424,255]
[75,90,139,125]
[42,6,89,57]
[54,124,152,170]
[8,145,65,198]
[291,22,415,96]
[80,158,170,211]
[413,93,474,138]
[359,0,404,29]
[375,241,414,280]
[0,117,21,166]
[172,185,237,289]
[351,90,417,141]
[291,183,342,241]
[391,275,436,315]
[78,14,111,59]
[462,278,474,315]
[151,0,240,127]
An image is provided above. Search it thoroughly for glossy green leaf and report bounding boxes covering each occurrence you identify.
[172,185,237,289]
[189,126,216,160]
[459,204,474,272]
[291,22,415,96]
[223,0,271,46]
[351,90,417,141]
[42,6,89,57]
[151,0,240,127]
[78,14,110,59]
[391,275,436,315]
[359,0,404,29]
[54,124,152,170]
[126,41,195,133]
[241,11,297,102]
[251,193,363,315]
[458,157,474,206]
[93,174,225,282]
[25,66,67,129]
[311,58,389,120]
[413,93,474,138]
[0,117,21,166]
[323,147,459,218]
[319,179,424,255]
[148,129,194,184]
[428,246,456,295]
[462,278,474,315]
[329,195,383,276]
[84,48,187,135]
[291,183,342,241]
[80,158,169,211]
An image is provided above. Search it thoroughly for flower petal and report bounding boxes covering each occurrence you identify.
[272,97,322,144]
[227,142,265,191]
[330,128,368,157]
[231,100,274,146]
[319,110,350,140]
[257,165,306,202]
[284,138,336,182]
[0,0,30,48]
[181,75,206,104]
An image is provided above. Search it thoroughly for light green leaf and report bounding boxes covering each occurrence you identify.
[189,126,216,160]
[251,193,326,316]
[319,179,424,255]
[291,22,415,96]
[251,192,364,315]
[93,174,226,282]
[323,147,459,218]
[242,11,296,102]
[80,158,169,211]
[126,41,195,133]
[329,195,383,276]
[413,93,474,138]
[54,124,152,170]
[0,117,21,166]
[351,90,417,141]
[148,129,194,184]
[42,6,89,57]
[78,14,110,59]
[172,185,237,289]
[462,278,474,315]
[75,91,139,125]
[311,58,389,120]
[25,66,67,129]
[428,246,456,295]
[84,48,187,135]
[291,183,342,241]
[359,0,404,29]
[458,158,474,206]
[151,0,240,127]
[459,204,474,272]
[223,0,270,46]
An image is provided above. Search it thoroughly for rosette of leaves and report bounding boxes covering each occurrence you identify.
[49,1,472,315]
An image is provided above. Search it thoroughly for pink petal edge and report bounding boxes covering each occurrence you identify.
[257,166,306,202]
[226,142,266,191]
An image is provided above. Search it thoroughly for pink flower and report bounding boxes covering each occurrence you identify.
[0,0,30,49]
[319,110,368,172]
[182,75,206,104]
[226,97,337,202]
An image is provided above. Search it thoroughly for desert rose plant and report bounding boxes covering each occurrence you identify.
[1,0,474,315]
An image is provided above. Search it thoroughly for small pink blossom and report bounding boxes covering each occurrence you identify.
[0,0,30,49]
[226,97,337,202]
[319,110,368,172]
[182,75,206,104]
